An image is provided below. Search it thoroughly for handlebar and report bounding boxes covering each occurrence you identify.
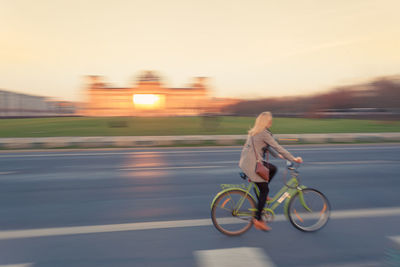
[286,161,300,174]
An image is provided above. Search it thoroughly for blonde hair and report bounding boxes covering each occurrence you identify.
[248,111,272,136]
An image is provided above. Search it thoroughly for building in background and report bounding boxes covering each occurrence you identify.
[0,89,76,118]
[82,71,239,117]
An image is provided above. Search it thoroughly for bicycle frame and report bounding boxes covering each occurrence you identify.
[211,173,308,220]
[257,177,308,219]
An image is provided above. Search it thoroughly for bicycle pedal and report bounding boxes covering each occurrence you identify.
[262,211,274,223]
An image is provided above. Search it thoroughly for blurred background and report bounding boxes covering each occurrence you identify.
[1,1,400,267]
[1,0,400,122]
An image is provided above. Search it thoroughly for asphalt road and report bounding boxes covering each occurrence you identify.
[0,144,399,266]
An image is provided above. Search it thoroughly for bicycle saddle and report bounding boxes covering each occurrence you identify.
[239,172,247,180]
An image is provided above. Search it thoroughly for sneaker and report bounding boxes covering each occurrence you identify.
[252,218,271,231]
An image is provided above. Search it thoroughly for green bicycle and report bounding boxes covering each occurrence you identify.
[211,162,330,236]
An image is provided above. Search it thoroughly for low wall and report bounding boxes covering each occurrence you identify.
[0,133,400,149]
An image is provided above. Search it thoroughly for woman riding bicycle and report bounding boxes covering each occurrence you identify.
[239,111,303,231]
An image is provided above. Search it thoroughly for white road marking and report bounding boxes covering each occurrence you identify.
[119,165,225,171]
[0,172,17,175]
[290,146,400,151]
[201,160,400,165]
[388,235,400,246]
[0,207,399,240]
[386,236,400,266]
[194,247,276,267]
[0,264,33,267]
[0,218,211,240]
[313,261,381,267]
[0,150,241,158]
[330,207,400,219]
[309,160,399,165]
[119,159,400,172]
[0,145,399,158]
[120,160,397,171]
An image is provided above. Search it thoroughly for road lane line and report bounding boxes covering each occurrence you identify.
[0,264,33,267]
[1,145,399,158]
[330,207,400,219]
[0,150,242,158]
[388,235,400,246]
[313,261,381,267]
[0,207,399,240]
[386,235,400,266]
[0,172,17,175]
[290,146,400,151]
[194,247,276,267]
[119,165,225,171]
[0,218,211,240]
[205,160,400,165]
[119,160,399,171]
[309,160,399,165]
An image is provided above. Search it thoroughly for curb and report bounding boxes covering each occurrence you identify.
[1,133,400,149]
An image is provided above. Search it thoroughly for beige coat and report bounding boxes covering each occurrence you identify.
[239,129,296,183]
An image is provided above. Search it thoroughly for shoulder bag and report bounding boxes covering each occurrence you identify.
[251,136,270,182]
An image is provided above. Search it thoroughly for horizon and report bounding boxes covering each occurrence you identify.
[1,72,398,103]
[1,0,400,102]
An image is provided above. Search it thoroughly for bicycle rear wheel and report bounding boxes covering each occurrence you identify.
[288,188,330,232]
[211,190,256,236]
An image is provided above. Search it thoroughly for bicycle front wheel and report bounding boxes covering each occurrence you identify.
[288,188,330,232]
[211,190,256,236]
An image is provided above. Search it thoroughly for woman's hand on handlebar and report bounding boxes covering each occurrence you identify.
[294,157,303,163]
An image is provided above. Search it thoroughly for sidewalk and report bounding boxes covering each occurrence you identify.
[1,133,400,149]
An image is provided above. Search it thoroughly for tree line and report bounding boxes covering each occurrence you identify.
[223,75,400,118]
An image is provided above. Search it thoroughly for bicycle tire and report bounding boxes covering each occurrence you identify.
[288,188,330,232]
[211,190,256,236]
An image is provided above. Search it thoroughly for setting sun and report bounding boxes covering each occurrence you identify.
[133,94,160,105]
[133,94,164,109]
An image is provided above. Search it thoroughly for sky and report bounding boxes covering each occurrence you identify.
[1,0,400,102]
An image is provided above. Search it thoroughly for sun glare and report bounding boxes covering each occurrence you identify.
[133,94,164,109]
[133,94,159,105]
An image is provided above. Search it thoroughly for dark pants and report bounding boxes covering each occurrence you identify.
[255,163,277,220]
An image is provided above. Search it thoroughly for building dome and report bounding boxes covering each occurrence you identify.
[138,71,160,82]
